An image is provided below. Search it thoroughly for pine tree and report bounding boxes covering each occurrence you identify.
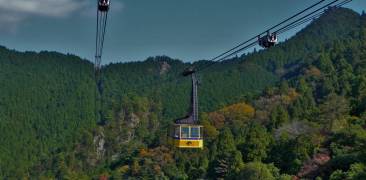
[319,93,349,131]
[240,123,272,162]
[210,128,244,179]
[235,162,276,180]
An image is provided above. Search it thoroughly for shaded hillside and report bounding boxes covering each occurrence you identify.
[0,49,97,176]
[103,56,277,121]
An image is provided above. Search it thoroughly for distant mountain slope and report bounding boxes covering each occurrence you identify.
[0,49,96,176]
[240,8,362,74]
[0,7,364,178]
[102,8,362,121]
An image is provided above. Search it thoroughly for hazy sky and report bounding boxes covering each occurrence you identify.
[0,0,364,64]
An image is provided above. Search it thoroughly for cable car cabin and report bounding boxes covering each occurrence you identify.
[170,67,203,149]
[258,32,278,49]
[98,0,110,11]
[171,124,203,149]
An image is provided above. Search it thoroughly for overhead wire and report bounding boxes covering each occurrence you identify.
[110,0,354,93]
[277,12,324,35]
[122,1,330,91]
[275,0,339,34]
[196,0,344,73]
[94,1,110,123]
[197,41,258,73]
[203,0,328,64]
[277,0,352,35]
[197,0,354,78]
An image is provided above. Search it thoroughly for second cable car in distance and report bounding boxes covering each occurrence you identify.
[258,31,278,48]
[170,67,203,149]
[98,0,110,12]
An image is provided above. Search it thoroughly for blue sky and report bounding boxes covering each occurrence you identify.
[0,0,364,64]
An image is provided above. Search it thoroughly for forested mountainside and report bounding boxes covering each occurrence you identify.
[0,8,365,179]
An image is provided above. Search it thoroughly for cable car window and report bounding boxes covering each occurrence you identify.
[191,127,200,138]
[181,127,189,138]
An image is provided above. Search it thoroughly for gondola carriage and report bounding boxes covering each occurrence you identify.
[258,31,278,48]
[98,0,110,12]
[170,68,204,149]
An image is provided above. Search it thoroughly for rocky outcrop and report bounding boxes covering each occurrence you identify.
[159,61,171,75]
[94,130,106,160]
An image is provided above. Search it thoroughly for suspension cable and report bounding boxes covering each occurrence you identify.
[204,0,328,64]
[94,1,111,123]
[119,0,354,92]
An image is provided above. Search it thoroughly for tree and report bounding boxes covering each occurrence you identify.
[216,128,236,154]
[220,103,255,124]
[330,163,366,180]
[333,57,353,95]
[319,93,349,131]
[353,76,366,114]
[268,134,316,174]
[209,128,244,179]
[208,112,225,129]
[239,123,272,162]
[347,163,366,179]
[201,113,219,142]
[269,106,289,130]
[280,81,290,94]
[235,162,276,180]
[330,170,347,180]
[219,103,255,136]
[314,54,335,75]
[297,77,310,94]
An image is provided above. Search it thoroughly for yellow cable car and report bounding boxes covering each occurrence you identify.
[171,124,203,149]
[170,67,204,149]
